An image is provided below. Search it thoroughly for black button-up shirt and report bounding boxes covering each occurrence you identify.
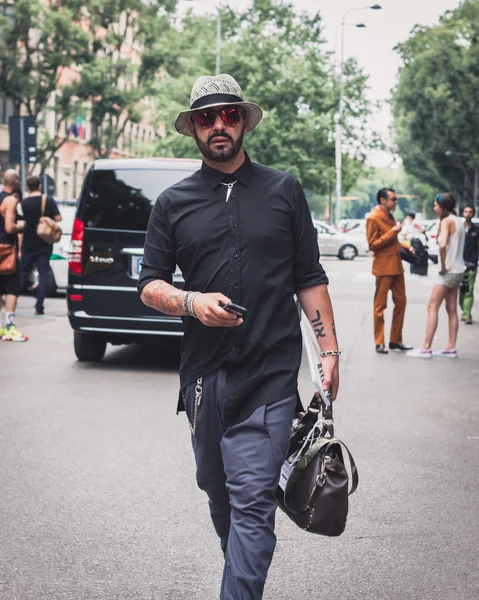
[138,153,328,427]
[464,223,479,267]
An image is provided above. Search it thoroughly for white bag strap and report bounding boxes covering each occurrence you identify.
[300,318,332,409]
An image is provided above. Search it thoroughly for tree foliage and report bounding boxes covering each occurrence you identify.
[392,0,479,205]
[153,0,378,195]
[0,0,91,170]
[0,0,176,168]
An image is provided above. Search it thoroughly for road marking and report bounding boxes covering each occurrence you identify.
[466,436,479,440]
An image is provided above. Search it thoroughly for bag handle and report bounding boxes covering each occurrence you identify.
[283,437,359,514]
[40,194,46,217]
[302,437,359,496]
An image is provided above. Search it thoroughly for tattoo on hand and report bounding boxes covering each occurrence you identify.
[332,321,338,343]
[311,309,326,338]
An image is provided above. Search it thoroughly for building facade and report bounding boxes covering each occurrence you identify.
[0,4,159,201]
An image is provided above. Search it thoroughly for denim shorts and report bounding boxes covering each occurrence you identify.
[437,271,464,289]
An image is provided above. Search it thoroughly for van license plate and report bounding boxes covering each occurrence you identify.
[131,255,143,279]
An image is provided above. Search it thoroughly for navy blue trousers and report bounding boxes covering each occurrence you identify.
[183,369,296,600]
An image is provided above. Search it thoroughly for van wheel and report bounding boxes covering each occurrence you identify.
[74,331,107,362]
[338,244,357,260]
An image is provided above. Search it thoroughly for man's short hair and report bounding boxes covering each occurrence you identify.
[377,188,395,204]
[407,212,416,219]
[463,204,475,215]
[2,169,19,187]
[26,175,41,192]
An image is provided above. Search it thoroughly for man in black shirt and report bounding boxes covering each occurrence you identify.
[138,74,339,599]
[20,175,62,315]
[460,205,479,324]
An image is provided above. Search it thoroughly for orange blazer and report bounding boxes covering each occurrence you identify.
[366,206,404,276]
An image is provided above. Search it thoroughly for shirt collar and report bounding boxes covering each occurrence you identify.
[200,152,253,189]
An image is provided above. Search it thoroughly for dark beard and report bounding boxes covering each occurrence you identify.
[194,128,244,163]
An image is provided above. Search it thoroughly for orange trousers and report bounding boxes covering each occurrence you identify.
[374,274,407,346]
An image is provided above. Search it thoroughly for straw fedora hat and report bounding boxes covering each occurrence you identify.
[175,74,263,137]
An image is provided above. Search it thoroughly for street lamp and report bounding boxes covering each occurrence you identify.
[445,150,478,213]
[334,4,382,225]
[184,0,221,75]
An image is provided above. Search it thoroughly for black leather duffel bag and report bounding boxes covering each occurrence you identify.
[276,320,359,536]
[276,395,358,536]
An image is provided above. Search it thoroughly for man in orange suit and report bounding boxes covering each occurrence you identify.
[366,188,412,354]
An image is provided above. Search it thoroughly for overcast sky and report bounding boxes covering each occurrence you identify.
[181,0,463,166]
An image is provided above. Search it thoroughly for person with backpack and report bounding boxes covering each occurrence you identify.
[20,175,62,315]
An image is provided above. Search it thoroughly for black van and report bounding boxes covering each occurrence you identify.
[67,158,201,361]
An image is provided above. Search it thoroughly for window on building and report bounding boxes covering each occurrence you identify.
[0,95,15,125]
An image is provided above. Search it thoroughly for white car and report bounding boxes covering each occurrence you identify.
[313,220,369,260]
[49,204,76,291]
[29,203,76,295]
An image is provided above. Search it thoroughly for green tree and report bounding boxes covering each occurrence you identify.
[0,0,176,169]
[153,0,378,196]
[0,0,90,171]
[392,0,479,205]
[72,0,176,158]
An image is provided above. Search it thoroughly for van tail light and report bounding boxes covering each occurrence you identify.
[69,217,84,275]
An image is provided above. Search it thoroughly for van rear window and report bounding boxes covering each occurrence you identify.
[81,168,194,230]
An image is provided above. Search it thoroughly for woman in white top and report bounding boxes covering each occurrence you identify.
[408,193,466,359]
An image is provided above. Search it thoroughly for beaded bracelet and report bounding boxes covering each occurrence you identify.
[320,350,341,357]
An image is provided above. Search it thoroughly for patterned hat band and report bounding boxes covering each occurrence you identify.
[191,93,244,110]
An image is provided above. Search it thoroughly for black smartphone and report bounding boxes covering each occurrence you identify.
[219,301,247,318]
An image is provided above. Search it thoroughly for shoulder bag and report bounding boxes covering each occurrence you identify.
[275,319,359,536]
[36,194,62,245]
[400,246,420,264]
[0,243,16,275]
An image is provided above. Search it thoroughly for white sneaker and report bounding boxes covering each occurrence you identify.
[406,348,433,359]
[432,349,457,358]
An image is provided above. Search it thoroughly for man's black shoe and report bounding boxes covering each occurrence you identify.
[389,342,413,352]
[35,308,44,316]
[376,345,389,354]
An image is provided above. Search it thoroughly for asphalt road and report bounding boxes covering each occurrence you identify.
[1,257,478,600]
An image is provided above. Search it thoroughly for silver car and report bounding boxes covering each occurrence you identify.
[313,220,369,260]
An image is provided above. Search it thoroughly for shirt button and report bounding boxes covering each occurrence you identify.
[232,346,238,352]
[233,223,237,228]
[233,285,238,290]
[234,252,238,258]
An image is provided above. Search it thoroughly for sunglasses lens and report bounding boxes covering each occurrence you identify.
[194,107,242,128]
[194,110,216,128]
[221,107,242,126]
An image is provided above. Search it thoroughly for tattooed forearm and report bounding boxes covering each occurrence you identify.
[311,309,326,339]
[141,280,187,315]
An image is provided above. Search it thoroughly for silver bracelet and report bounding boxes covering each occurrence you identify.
[182,292,190,315]
[320,350,341,357]
[186,291,200,318]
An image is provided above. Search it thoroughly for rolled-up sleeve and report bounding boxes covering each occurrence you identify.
[137,194,176,294]
[292,179,329,289]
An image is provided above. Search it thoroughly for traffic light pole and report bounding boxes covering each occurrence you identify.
[19,117,26,194]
